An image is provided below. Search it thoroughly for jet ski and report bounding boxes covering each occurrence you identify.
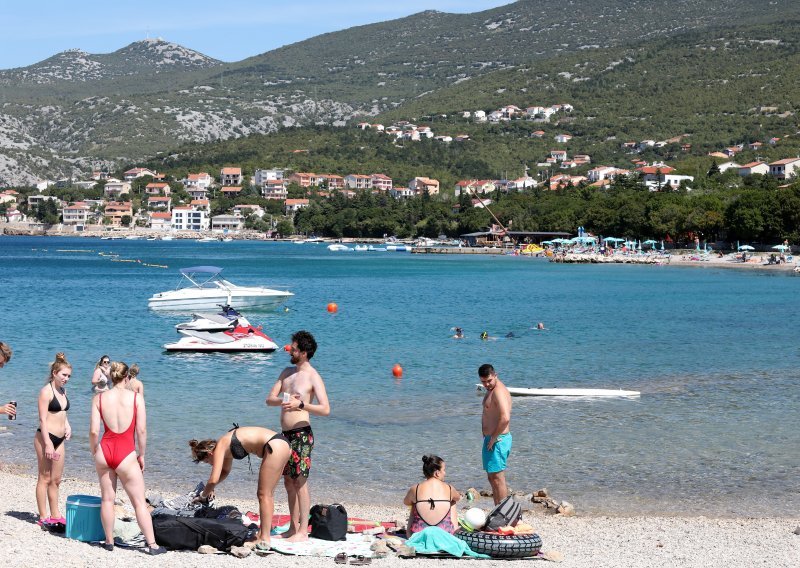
[164,324,278,352]
[175,304,249,332]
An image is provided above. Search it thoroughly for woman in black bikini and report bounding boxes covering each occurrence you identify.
[403,454,461,536]
[34,352,72,525]
[190,426,290,550]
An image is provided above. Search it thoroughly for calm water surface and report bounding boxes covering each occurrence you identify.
[0,236,798,516]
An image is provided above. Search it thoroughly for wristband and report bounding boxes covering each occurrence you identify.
[299,401,305,410]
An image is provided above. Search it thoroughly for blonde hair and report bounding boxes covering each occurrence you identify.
[129,364,140,380]
[189,439,217,463]
[109,361,129,385]
[48,352,71,382]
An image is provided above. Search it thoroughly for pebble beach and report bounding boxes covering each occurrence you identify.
[0,467,797,568]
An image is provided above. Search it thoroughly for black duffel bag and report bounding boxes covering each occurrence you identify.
[309,503,348,541]
[152,515,249,551]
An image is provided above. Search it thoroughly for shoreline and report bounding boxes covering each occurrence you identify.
[2,229,797,272]
[0,468,797,568]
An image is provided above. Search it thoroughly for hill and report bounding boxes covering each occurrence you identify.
[2,0,800,185]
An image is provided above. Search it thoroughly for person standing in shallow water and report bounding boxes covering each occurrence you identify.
[266,330,330,542]
[479,363,512,505]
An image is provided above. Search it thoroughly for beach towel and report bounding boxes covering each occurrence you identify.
[269,533,376,557]
[407,527,489,558]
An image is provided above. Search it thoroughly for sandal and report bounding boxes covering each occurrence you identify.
[350,555,372,566]
[255,541,271,553]
[334,552,348,564]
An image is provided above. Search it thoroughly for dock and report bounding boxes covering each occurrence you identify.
[411,246,506,255]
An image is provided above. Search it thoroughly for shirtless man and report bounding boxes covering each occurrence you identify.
[266,330,330,542]
[479,363,512,504]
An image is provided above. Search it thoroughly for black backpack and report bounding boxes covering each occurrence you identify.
[484,496,522,531]
[309,503,348,541]
[152,516,250,551]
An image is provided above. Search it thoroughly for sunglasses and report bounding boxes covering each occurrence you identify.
[102,360,110,364]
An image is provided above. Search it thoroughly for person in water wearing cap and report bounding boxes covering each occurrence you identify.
[453,328,464,339]
[480,331,489,340]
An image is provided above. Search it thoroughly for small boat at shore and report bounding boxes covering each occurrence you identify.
[148,266,293,311]
[327,244,352,251]
[476,385,640,397]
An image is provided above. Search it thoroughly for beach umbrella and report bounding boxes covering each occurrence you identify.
[603,237,624,242]
[738,245,754,251]
[540,240,554,245]
[772,244,789,251]
[642,239,658,249]
[660,240,665,251]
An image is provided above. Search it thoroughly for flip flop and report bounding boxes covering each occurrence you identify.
[350,555,372,566]
[334,552,348,564]
[255,541,271,553]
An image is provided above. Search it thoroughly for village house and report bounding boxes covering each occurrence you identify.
[573,154,591,165]
[473,110,487,123]
[233,204,265,218]
[531,130,545,138]
[554,133,573,143]
[506,176,537,191]
[187,187,208,200]
[145,182,171,196]
[103,179,131,198]
[220,186,242,199]
[357,122,371,130]
[74,180,98,190]
[372,124,385,132]
[738,162,770,176]
[27,194,60,208]
[211,214,244,232]
[588,166,618,182]
[284,198,310,215]
[747,142,763,151]
[716,161,740,173]
[409,177,440,195]
[261,180,288,200]
[149,212,172,232]
[526,106,545,117]
[253,169,284,186]
[343,175,368,191]
[171,206,209,231]
[371,173,393,191]
[454,134,470,142]
[61,202,91,225]
[147,196,171,211]
[5,209,25,223]
[550,150,568,162]
[182,172,213,191]
[104,202,133,226]
[288,172,316,188]
[560,161,578,169]
[434,135,453,143]
[472,198,493,209]
[123,167,157,181]
[220,167,242,186]
[500,105,521,119]
[389,187,415,199]
[322,174,344,189]
[0,190,18,205]
[768,158,800,180]
[190,199,211,214]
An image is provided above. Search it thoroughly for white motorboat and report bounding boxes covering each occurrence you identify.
[354,244,368,252]
[165,324,278,352]
[476,385,640,397]
[148,266,293,311]
[175,304,248,332]
[160,235,174,241]
[327,244,352,251]
[196,236,218,242]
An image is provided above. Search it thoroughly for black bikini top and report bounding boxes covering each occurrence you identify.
[48,383,70,413]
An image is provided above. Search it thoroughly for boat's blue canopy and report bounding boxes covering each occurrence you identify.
[179,266,223,275]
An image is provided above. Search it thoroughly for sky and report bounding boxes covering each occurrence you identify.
[0,1,511,70]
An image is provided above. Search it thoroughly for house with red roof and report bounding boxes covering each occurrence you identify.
[769,158,800,180]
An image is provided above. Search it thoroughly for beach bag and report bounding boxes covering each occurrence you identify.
[152,515,249,551]
[484,496,522,531]
[309,503,348,541]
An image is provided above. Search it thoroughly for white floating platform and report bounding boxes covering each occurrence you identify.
[476,385,640,397]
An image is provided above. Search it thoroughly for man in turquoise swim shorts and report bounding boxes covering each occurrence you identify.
[479,363,512,504]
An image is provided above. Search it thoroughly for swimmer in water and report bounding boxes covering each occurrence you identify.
[453,327,464,339]
[535,322,545,330]
[480,331,489,340]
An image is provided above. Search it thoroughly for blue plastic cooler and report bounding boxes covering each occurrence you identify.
[66,494,105,542]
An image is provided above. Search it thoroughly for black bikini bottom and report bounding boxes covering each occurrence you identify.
[263,433,289,455]
[37,429,66,450]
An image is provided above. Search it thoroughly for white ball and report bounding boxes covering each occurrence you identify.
[464,507,487,530]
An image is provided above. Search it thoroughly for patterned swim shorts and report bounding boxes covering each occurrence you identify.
[282,425,314,478]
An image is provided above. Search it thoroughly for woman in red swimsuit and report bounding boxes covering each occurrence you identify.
[403,455,461,536]
[89,361,165,555]
[34,352,72,525]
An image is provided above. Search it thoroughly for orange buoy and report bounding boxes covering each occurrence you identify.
[327,302,338,313]
[284,344,292,352]
[392,364,403,378]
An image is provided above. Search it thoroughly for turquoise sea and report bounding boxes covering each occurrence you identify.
[1,236,798,516]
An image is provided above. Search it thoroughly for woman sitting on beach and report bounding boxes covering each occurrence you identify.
[403,455,461,536]
[89,361,165,554]
[34,352,72,525]
[127,363,144,395]
[91,355,111,393]
[190,426,291,551]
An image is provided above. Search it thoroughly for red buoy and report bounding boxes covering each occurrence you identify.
[327,302,338,313]
[284,344,292,352]
[392,364,403,378]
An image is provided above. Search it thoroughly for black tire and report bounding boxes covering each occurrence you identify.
[454,529,542,558]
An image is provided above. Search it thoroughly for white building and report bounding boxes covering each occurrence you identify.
[171,207,209,231]
[211,215,244,232]
[61,202,91,225]
[254,169,284,186]
[183,172,213,191]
